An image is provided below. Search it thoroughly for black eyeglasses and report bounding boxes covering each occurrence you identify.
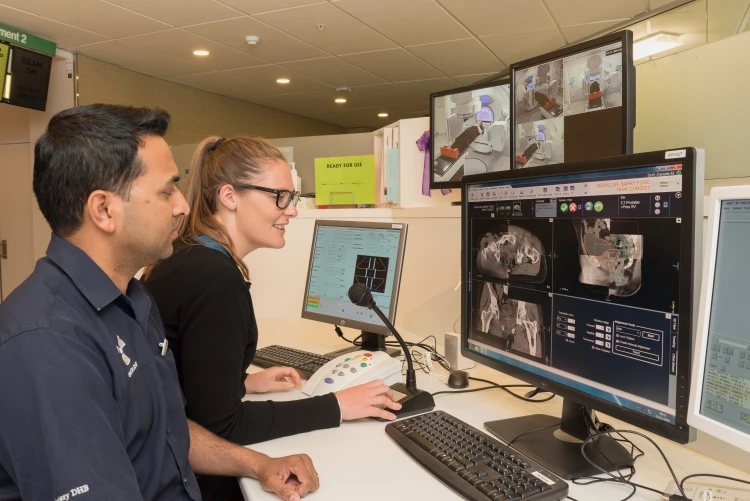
[237,184,300,209]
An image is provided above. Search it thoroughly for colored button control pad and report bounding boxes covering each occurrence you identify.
[325,353,374,384]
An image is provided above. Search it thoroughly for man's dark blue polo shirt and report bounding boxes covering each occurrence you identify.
[0,234,201,501]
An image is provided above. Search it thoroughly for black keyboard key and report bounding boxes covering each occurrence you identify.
[405,432,439,454]
[518,486,541,498]
[477,483,498,496]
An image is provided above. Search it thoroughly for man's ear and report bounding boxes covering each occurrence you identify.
[85,190,119,234]
[217,184,238,211]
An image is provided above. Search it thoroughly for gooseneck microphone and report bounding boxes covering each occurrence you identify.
[348,283,435,418]
[348,283,417,391]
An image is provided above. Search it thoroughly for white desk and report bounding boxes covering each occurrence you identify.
[239,319,748,500]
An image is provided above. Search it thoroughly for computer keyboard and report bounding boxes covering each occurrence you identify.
[253,345,332,380]
[386,411,568,501]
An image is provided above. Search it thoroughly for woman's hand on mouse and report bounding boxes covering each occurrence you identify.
[334,379,402,421]
[245,367,302,394]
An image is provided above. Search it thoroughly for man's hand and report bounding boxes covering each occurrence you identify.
[335,379,402,421]
[245,367,301,394]
[257,453,320,501]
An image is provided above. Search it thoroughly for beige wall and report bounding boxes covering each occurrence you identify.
[634,30,750,187]
[76,55,346,146]
[270,133,374,193]
[0,53,72,299]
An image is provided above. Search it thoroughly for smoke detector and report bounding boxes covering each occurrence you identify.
[245,35,260,45]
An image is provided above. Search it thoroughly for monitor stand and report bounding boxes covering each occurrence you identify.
[484,398,634,480]
[325,330,401,358]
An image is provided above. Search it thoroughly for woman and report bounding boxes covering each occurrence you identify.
[144,136,400,501]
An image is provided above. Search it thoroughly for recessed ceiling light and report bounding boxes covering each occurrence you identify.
[193,50,210,56]
[378,112,389,117]
[633,33,683,60]
[335,98,347,103]
[276,78,290,84]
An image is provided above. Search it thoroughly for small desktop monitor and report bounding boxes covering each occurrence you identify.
[462,148,704,479]
[689,187,750,454]
[301,220,408,357]
[511,30,634,170]
[430,79,511,189]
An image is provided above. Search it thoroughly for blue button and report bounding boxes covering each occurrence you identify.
[324,377,334,384]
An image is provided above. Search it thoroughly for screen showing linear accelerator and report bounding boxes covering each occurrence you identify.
[514,41,624,170]
[700,200,750,436]
[305,225,402,327]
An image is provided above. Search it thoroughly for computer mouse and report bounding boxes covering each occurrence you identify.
[447,370,470,389]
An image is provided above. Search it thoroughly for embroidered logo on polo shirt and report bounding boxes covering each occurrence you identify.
[116,336,131,366]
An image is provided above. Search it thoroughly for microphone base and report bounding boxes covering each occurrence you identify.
[375,382,436,422]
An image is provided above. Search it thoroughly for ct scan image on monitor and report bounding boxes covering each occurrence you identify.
[512,31,634,170]
[462,148,704,479]
[430,79,511,188]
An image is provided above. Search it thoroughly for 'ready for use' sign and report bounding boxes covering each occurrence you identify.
[315,155,376,206]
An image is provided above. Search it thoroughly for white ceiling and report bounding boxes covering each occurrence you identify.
[1,0,688,129]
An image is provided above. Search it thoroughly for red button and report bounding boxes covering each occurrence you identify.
[364,353,372,357]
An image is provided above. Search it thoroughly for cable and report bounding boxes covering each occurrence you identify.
[579,429,687,500]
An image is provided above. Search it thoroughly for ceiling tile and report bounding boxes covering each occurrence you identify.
[481,28,566,66]
[452,73,500,86]
[348,84,422,105]
[73,40,210,78]
[341,48,444,82]
[650,0,684,8]
[224,64,331,93]
[394,78,460,98]
[121,29,268,70]
[106,0,243,28]
[184,16,328,63]
[332,0,470,46]
[0,5,107,48]
[406,39,504,77]
[255,2,395,55]
[545,0,646,26]
[0,0,171,38]
[280,57,386,87]
[560,20,626,43]
[438,0,554,36]
[220,0,323,15]
[247,91,376,114]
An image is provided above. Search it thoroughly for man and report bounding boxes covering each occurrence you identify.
[0,104,319,501]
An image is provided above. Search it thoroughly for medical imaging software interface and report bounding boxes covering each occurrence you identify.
[514,41,624,169]
[305,225,402,328]
[699,200,750,435]
[466,164,685,424]
[432,83,511,184]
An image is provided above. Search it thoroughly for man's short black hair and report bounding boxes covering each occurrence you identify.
[33,104,171,236]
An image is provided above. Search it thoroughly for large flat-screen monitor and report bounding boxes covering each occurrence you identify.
[430,79,511,189]
[511,31,634,170]
[462,148,704,479]
[301,220,408,357]
[689,186,750,454]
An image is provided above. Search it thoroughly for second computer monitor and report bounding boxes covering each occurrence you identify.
[512,30,634,170]
[689,187,750,454]
[301,220,407,341]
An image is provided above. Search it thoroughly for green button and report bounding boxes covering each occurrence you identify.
[560,203,568,213]
[345,358,351,362]
[594,201,604,212]
[361,363,367,367]
[307,303,319,309]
